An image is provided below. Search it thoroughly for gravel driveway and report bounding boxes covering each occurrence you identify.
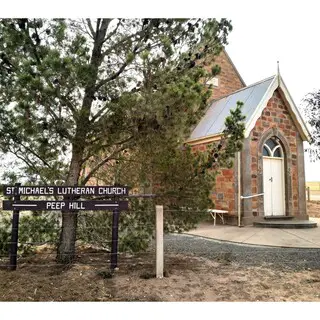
[164,233,320,270]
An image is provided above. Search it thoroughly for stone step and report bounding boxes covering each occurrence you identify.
[264,215,294,220]
[254,220,317,229]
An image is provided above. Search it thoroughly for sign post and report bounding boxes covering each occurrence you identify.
[2,184,129,270]
[111,208,120,270]
[9,183,21,270]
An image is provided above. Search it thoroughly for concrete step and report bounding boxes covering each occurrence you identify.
[254,220,317,229]
[264,215,294,220]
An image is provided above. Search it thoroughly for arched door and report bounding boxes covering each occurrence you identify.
[263,137,285,216]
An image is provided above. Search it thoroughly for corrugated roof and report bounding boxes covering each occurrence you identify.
[189,76,275,140]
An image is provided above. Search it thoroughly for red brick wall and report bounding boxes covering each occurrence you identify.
[249,89,299,215]
[204,50,245,101]
[213,168,236,213]
[191,143,236,213]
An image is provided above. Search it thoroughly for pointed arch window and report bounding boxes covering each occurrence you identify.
[263,137,283,158]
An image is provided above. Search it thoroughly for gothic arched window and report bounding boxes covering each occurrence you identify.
[263,137,283,158]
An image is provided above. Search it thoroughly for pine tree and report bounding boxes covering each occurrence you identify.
[0,18,242,263]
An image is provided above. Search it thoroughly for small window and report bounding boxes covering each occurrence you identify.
[263,137,283,158]
[263,146,270,156]
[266,138,277,151]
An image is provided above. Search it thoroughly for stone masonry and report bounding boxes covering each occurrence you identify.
[191,88,306,225]
[205,50,245,101]
[247,89,302,219]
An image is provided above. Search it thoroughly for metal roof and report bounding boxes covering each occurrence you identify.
[189,76,275,140]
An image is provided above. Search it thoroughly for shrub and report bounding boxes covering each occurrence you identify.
[0,211,60,256]
[77,198,156,253]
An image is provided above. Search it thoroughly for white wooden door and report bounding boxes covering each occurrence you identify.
[263,158,273,216]
[263,157,285,216]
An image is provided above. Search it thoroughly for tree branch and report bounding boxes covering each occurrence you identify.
[95,61,129,91]
[95,36,163,92]
[100,22,149,59]
[86,18,96,39]
[95,19,101,36]
[102,19,121,44]
[81,144,129,185]
[13,149,39,173]
[82,135,134,164]
[19,141,54,169]
[89,102,113,124]
[24,19,41,64]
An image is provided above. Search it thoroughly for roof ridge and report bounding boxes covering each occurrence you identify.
[211,75,276,103]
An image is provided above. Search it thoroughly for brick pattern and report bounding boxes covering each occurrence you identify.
[204,50,245,101]
[213,168,236,213]
[249,89,299,215]
[191,144,236,213]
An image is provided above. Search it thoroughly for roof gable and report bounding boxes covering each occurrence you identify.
[245,75,310,141]
[188,75,311,143]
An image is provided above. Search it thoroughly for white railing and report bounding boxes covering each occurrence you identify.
[240,193,264,199]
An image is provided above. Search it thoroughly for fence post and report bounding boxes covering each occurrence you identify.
[307,186,310,202]
[155,205,163,279]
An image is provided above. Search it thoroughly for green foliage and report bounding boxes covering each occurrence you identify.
[77,198,155,252]
[0,212,60,255]
[0,220,10,254]
[77,198,208,252]
[0,18,232,185]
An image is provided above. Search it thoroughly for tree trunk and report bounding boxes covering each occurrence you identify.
[56,151,82,264]
[57,210,78,264]
[56,19,110,264]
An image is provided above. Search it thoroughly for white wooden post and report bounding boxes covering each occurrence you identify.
[155,205,163,279]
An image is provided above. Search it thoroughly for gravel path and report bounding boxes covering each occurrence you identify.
[164,233,320,270]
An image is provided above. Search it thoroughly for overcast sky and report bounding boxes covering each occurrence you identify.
[2,0,320,182]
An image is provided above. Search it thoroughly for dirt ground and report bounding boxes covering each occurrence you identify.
[0,201,320,302]
[1,247,320,302]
